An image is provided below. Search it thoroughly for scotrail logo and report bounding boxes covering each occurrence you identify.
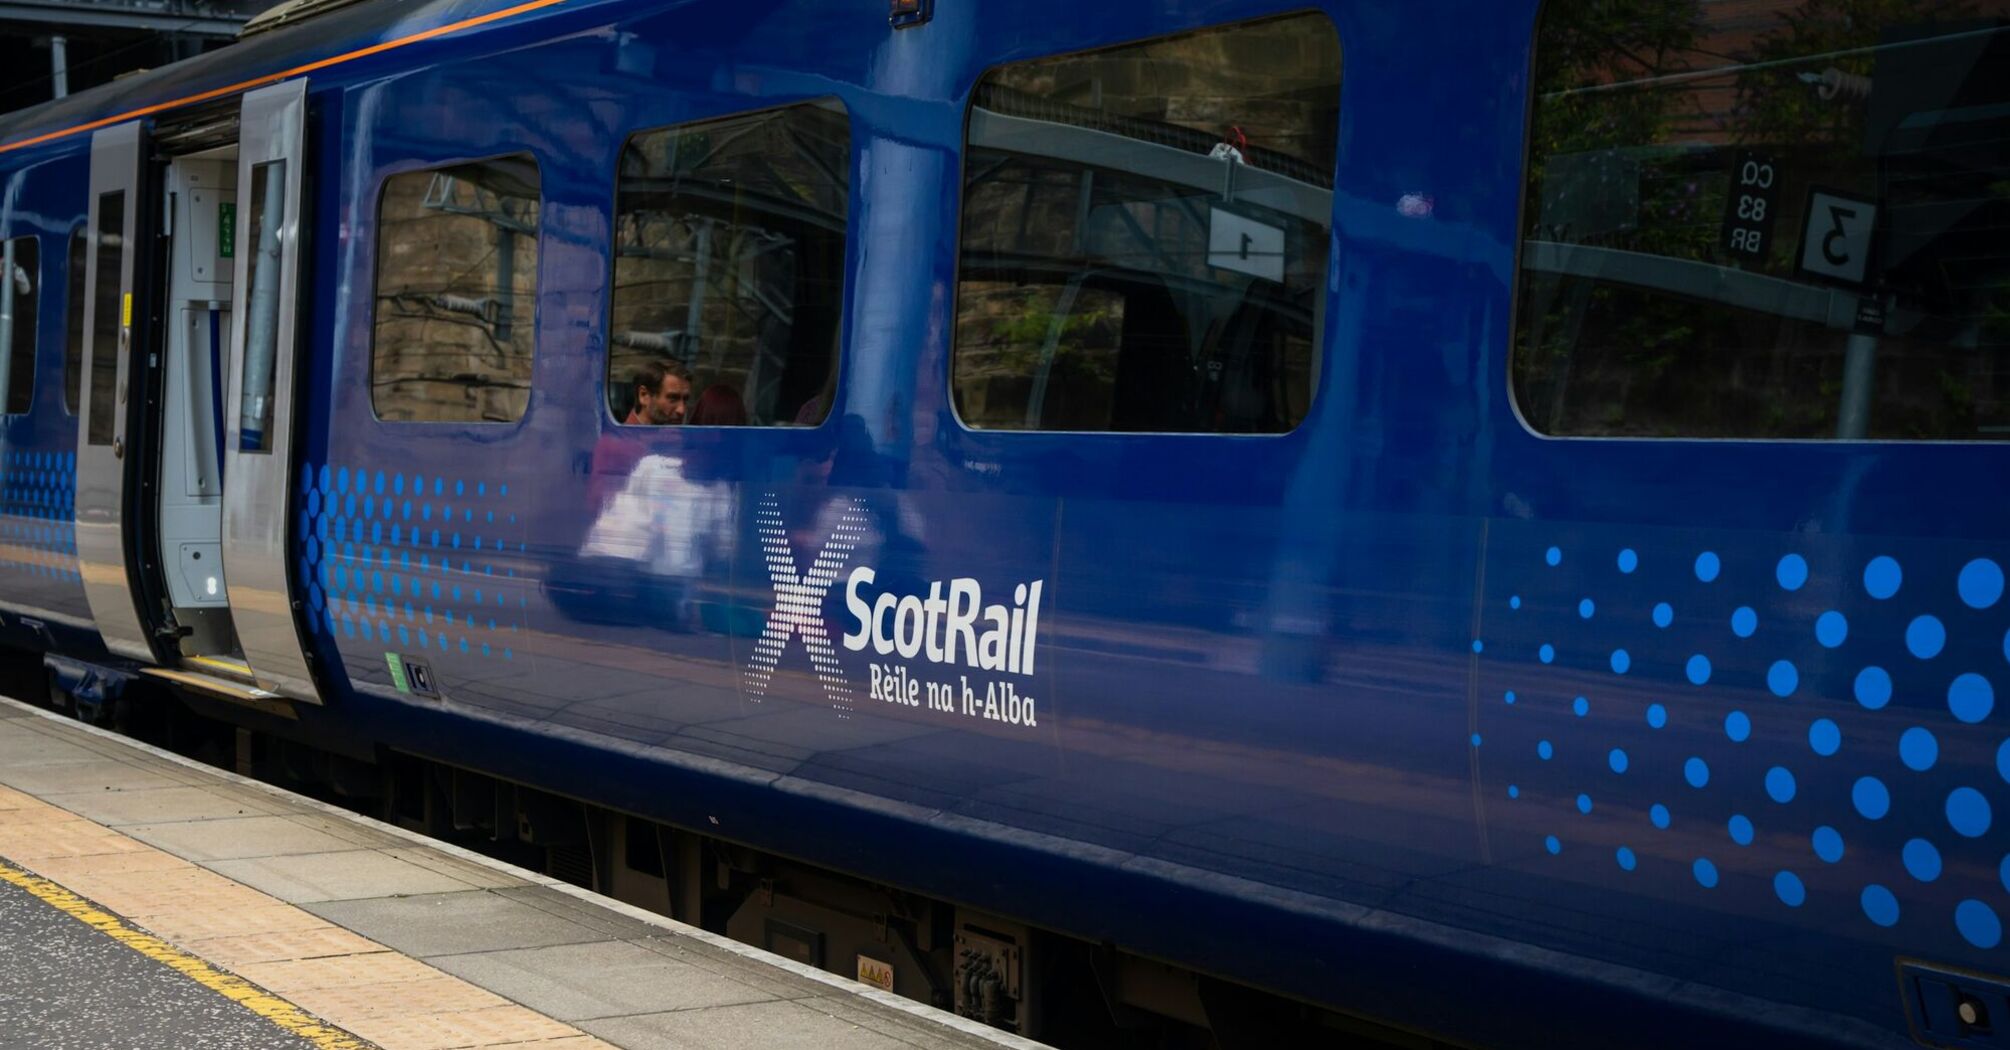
[744,495,869,713]
[744,494,1045,728]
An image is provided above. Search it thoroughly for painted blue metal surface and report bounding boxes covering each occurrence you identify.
[0,1,2002,1047]
[0,149,89,634]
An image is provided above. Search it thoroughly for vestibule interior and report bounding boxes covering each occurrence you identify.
[156,142,242,664]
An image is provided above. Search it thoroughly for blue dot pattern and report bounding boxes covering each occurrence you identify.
[299,464,527,693]
[1856,667,1892,710]
[1908,615,1947,659]
[1863,885,1900,927]
[0,451,81,584]
[1765,766,1796,803]
[1479,541,2009,955]
[1865,557,1902,600]
[1904,838,1942,882]
[1958,900,2002,949]
[1961,560,2004,610]
[1776,554,1808,591]
[1900,727,1938,772]
[1950,674,1994,724]
[1687,654,1712,685]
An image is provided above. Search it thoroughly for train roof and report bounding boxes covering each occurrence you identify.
[0,0,607,158]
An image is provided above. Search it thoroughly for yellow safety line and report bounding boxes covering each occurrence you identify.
[0,858,374,1050]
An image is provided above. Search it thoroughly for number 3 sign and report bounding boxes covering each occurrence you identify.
[1797,188,1878,286]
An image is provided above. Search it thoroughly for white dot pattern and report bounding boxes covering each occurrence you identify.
[745,495,868,716]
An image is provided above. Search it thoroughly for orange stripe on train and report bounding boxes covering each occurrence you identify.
[0,0,568,155]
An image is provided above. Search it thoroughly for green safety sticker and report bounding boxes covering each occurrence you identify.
[384,652,410,693]
[218,202,236,258]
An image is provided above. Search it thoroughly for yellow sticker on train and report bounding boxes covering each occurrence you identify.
[121,292,131,327]
[856,954,894,992]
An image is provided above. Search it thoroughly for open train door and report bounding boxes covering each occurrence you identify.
[219,78,322,705]
[75,122,155,664]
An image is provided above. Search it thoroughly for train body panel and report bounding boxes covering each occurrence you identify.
[0,0,2003,1046]
[0,146,90,642]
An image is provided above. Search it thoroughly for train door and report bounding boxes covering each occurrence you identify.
[76,122,153,664]
[73,81,322,706]
[216,79,319,704]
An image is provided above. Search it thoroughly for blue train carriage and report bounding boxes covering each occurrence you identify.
[0,0,2004,1045]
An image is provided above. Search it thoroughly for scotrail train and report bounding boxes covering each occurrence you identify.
[0,0,2002,1045]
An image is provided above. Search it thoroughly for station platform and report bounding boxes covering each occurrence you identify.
[0,695,1043,1050]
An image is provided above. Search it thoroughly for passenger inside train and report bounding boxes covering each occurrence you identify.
[622,359,692,426]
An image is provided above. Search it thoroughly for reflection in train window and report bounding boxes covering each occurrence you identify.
[371,155,541,423]
[64,229,83,415]
[1515,1,2010,440]
[606,102,848,427]
[0,237,37,415]
[953,13,1338,433]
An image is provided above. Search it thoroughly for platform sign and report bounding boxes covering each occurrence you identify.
[1719,151,1780,260]
[1208,207,1285,282]
[1797,188,1878,286]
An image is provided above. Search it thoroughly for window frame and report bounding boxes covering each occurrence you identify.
[366,150,545,427]
[945,7,1342,439]
[0,234,40,417]
[601,96,853,431]
[236,158,289,453]
[62,224,85,417]
[86,191,125,447]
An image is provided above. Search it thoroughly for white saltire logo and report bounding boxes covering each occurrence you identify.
[744,495,869,714]
[744,493,1044,730]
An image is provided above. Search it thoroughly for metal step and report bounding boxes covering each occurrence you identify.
[142,666,296,718]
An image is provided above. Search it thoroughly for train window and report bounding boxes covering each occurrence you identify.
[606,102,848,427]
[370,154,541,423]
[88,192,123,446]
[1515,1,2010,440]
[64,228,83,415]
[952,13,1338,434]
[238,160,284,451]
[0,237,37,415]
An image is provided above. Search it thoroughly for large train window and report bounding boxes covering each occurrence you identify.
[64,228,83,415]
[606,102,848,427]
[952,13,1338,434]
[370,154,541,423]
[1514,1,2010,440]
[0,237,37,415]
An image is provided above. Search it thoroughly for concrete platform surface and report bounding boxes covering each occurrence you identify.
[0,695,1045,1050]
